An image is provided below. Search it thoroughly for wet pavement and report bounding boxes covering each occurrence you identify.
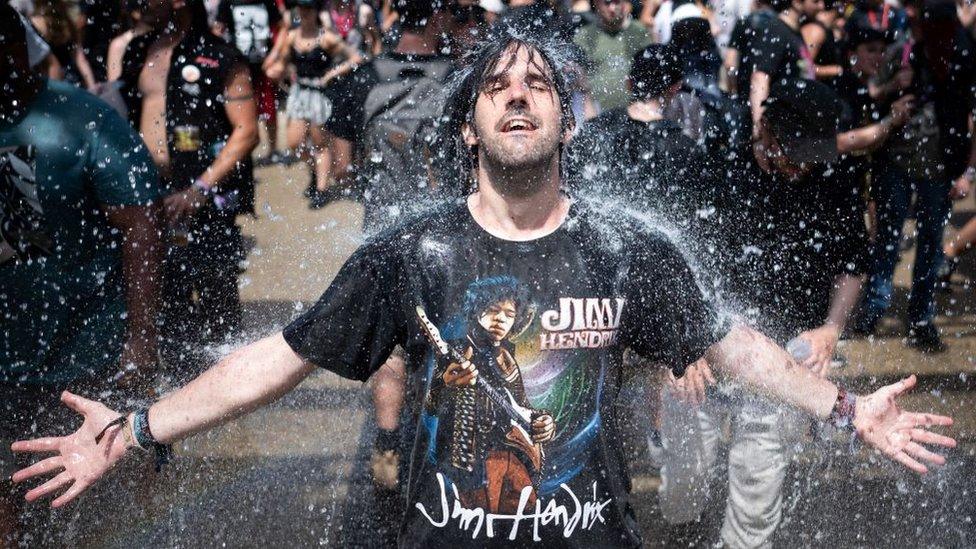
[17,157,976,547]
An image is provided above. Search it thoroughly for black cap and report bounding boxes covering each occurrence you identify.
[629,44,683,100]
[763,79,845,165]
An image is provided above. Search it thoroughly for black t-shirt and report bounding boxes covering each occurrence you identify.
[750,16,814,87]
[283,200,726,547]
[728,8,776,98]
[79,0,122,51]
[216,0,282,63]
[567,109,717,233]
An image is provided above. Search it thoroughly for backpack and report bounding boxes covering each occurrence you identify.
[360,55,453,230]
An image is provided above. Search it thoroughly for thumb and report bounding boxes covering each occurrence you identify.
[464,346,473,360]
[61,391,92,416]
[890,374,918,397]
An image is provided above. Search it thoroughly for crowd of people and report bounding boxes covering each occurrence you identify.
[0,0,970,546]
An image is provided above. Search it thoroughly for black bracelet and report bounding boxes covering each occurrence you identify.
[133,408,173,471]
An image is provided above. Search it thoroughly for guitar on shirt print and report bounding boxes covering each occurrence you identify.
[416,306,550,472]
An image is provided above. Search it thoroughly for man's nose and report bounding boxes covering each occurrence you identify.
[505,79,530,109]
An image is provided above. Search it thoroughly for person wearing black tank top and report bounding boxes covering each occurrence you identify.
[799,0,845,83]
[264,0,362,208]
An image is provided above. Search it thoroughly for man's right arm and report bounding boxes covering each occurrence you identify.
[12,333,316,507]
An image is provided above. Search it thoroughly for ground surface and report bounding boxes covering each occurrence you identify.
[16,154,976,548]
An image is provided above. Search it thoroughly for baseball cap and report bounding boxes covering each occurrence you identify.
[762,79,845,165]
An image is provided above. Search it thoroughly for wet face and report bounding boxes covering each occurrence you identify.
[851,40,885,76]
[595,0,630,31]
[478,300,518,342]
[463,44,567,191]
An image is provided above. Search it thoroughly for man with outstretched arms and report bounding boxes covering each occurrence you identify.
[12,27,956,547]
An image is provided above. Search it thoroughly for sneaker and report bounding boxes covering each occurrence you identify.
[906,323,947,353]
[370,448,399,490]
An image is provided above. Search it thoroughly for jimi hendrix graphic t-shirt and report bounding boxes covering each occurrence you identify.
[284,199,727,547]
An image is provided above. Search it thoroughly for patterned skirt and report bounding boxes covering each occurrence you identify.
[285,80,333,125]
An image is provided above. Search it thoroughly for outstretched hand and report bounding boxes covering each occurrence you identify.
[11,392,133,508]
[853,375,956,474]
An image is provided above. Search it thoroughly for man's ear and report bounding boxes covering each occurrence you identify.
[462,121,479,147]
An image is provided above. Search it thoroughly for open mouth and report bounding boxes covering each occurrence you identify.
[500,118,538,133]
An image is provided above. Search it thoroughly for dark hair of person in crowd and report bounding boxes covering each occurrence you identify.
[902,0,960,80]
[436,27,580,193]
[629,44,683,100]
[769,0,793,13]
[669,16,722,79]
[396,0,443,31]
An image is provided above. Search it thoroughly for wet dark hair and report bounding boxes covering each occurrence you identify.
[462,276,533,337]
[629,44,683,100]
[436,26,581,193]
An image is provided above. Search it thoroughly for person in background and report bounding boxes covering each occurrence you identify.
[30,0,98,89]
[845,0,909,42]
[118,0,259,375]
[722,0,775,96]
[76,0,123,83]
[800,0,844,83]
[264,0,363,207]
[0,8,164,543]
[106,0,153,82]
[321,0,383,57]
[854,0,976,352]
[215,0,287,165]
[574,0,651,112]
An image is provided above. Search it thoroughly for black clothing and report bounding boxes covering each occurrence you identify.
[79,0,122,81]
[292,42,333,80]
[728,8,776,98]
[567,109,716,233]
[751,16,814,86]
[216,0,283,64]
[283,200,727,547]
[120,30,255,214]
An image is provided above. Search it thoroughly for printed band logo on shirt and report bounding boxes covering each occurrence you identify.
[539,298,625,351]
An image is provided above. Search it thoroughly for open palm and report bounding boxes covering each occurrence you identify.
[11,391,131,508]
[853,375,956,474]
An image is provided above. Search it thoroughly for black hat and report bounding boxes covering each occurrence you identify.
[629,44,683,100]
[763,79,845,165]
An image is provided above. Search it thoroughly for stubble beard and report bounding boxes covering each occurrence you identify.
[478,128,562,198]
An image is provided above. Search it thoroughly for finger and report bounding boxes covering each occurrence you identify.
[51,479,89,509]
[61,391,92,416]
[890,375,917,397]
[892,451,928,474]
[25,471,74,502]
[11,437,61,454]
[11,456,64,484]
[463,347,473,360]
[910,412,954,428]
[904,442,946,466]
[911,428,956,448]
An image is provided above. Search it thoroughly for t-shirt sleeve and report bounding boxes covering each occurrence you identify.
[619,235,730,376]
[87,105,164,206]
[282,240,406,381]
[752,26,787,76]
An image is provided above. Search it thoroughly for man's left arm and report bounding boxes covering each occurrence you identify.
[164,62,259,219]
[706,324,954,473]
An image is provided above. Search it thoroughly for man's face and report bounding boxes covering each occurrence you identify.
[595,0,630,30]
[851,40,885,76]
[463,44,567,191]
[478,300,517,342]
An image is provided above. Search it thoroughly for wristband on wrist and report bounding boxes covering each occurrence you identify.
[132,408,173,471]
[192,178,229,209]
[828,387,857,431]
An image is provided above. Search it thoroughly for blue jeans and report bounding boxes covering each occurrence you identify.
[862,164,951,326]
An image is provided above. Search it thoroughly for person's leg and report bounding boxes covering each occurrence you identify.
[193,213,243,346]
[308,124,334,193]
[159,242,198,371]
[859,165,912,329]
[908,177,952,327]
[720,401,797,549]
[658,387,722,525]
[286,118,314,196]
[369,351,406,491]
